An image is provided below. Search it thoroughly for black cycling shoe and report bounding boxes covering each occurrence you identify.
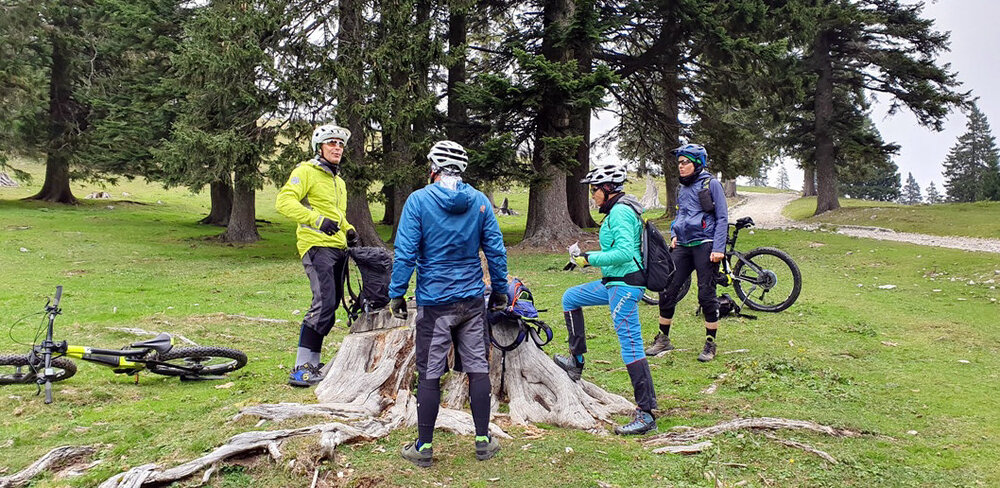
[401,441,432,467]
[475,436,500,461]
[287,363,323,387]
[553,354,583,381]
[644,333,675,356]
[614,408,657,436]
[697,338,717,362]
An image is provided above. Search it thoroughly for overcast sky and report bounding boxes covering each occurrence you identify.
[592,0,1000,192]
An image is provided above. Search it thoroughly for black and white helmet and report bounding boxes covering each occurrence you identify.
[311,123,351,153]
[580,164,627,185]
[428,140,469,173]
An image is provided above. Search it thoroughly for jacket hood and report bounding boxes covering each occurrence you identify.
[426,179,474,214]
[615,194,645,215]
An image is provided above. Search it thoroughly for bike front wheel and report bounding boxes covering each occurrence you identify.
[732,247,802,312]
[641,275,692,306]
[0,354,77,384]
[148,347,247,377]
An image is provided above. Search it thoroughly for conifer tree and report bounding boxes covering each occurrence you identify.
[783,0,966,214]
[925,181,943,204]
[777,164,790,190]
[900,172,922,205]
[943,103,1000,202]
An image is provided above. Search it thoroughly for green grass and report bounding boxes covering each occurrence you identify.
[2,159,999,487]
[785,196,1000,239]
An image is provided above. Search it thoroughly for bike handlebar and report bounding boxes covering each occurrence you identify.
[53,286,63,308]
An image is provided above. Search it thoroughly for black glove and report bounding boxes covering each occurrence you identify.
[319,217,339,236]
[346,229,359,247]
[389,297,407,320]
[488,291,508,311]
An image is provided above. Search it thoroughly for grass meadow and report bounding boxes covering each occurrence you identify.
[784,197,1000,239]
[1,160,998,487]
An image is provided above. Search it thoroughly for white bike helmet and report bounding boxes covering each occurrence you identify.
[311,123,351,154]
[580,164,627,185]
[428,140,469,173]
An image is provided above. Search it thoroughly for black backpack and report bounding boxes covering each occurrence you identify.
[716,293,756,320]
[342,246,392,325]
[620,205,676,292]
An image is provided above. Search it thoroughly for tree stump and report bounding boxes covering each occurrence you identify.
[443,319,633,429]
[639,174,662,210]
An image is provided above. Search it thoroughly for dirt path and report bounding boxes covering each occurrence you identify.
[730,192,1000,254]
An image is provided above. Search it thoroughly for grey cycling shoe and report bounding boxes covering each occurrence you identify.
[400,441,432,467]
[553,354,583,381]
[614,408,657,435]
[475,436,501,461]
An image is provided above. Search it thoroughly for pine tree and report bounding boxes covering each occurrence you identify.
[777,164,790,190]
[925,182,943,204]
[900,173,922,205]
[943,103,1000,202]
[781,0,966,215]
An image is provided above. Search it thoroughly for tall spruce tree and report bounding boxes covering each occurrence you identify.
[777,164,790,190]
[900,172,921,205]
[156,0,315,243]
[2,0,95,203]
[605,0,790,217]
[785,0,966,215]
[943,103,1000,202]
[925,181,942,204]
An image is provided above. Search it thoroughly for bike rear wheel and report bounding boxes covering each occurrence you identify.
[148,346,247,377]
[0,354,77,384]
[641,276,692,306]
[732,247,801,312]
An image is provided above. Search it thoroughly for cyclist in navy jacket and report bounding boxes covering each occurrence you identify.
[646,144,728,362]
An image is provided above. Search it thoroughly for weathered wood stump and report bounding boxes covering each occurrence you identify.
[96,302,636,486]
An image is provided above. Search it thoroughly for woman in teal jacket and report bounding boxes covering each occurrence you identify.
[554,164,657,436]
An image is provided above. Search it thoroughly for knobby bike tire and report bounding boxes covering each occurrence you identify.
[0,354,77,384]
[732,247,802,312]
[641,276,692,306]
[147,346,248,377]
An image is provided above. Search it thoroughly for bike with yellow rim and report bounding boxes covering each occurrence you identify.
[0,286,247,403]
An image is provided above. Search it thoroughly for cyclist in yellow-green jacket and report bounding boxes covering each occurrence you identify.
[275,123,358,387]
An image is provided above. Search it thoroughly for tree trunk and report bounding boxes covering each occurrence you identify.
[30,27,77,204]
[221,163,260,243]
[566,5,596,229]
[199,177,233,226]
[446,6,469,143]
[522,0,581,246]
[338,0,384,248]
[659,72,681,219]
[802,166,816,196]
[381,184,395,225]
[812,31,839,215]
[723,178,737,198]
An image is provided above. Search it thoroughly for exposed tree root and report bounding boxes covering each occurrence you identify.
[650,441,714,455]
[0,445,96,488]
[645,417,858,462]
[644,417,858,448]
[763,432,838,464]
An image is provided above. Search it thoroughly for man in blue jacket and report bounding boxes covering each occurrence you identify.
[647,144,728,362]
[388,140,509,467]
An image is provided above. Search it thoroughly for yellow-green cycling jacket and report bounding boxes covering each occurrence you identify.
[275,159,356,257]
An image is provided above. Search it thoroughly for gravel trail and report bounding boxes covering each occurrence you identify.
[729,192,1000,254]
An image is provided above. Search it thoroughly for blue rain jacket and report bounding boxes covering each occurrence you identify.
[389,179,508,306]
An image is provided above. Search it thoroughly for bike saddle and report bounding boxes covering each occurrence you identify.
[736,216,754,229]
[130,332,174,354]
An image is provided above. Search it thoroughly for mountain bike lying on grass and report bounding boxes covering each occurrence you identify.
[642,217,802,313]
[1,286,248,403]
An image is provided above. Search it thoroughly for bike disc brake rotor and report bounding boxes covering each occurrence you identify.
[758,269,777,290]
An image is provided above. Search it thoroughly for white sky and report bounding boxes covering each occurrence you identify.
[592,0,1000,193]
